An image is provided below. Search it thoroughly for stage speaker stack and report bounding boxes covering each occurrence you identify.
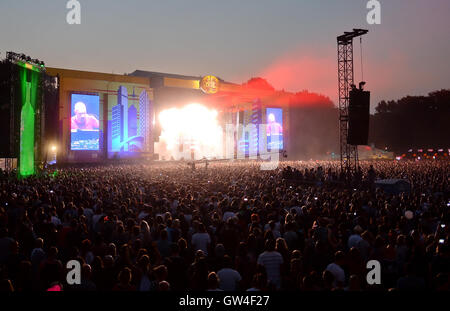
[0,61,20,159]
[348,88,370,145]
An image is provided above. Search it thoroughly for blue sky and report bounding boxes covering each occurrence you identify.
[1,0,449,108]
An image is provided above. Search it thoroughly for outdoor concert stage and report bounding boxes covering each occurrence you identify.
[43,68,292,165]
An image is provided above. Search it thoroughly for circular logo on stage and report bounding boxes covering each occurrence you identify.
[200,75,219,94]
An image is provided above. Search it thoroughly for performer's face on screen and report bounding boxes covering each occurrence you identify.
[74,102,87,124]
[268,113,276,123]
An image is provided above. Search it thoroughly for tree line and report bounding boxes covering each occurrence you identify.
[369,89,450,153]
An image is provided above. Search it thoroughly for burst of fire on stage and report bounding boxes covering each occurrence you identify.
[156,103,224,160]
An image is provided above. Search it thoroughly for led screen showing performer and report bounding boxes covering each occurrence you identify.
[70,93,100,150]
[266,108,283,150]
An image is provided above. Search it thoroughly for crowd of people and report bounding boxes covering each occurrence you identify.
[0,159,448,291]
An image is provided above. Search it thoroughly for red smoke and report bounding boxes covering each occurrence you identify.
[207,76,334,112]
[255,45,419,110]
[205,46,340,111]
[257,47,337,105]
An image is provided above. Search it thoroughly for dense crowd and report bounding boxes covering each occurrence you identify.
[0,160,448,291]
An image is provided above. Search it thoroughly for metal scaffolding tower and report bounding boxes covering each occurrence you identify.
[337,29,368,174]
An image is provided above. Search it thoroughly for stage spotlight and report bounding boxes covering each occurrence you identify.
[50,145,57,152]
[158,103,223,160]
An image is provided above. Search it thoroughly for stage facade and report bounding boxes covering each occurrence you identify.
[45,68,292,164]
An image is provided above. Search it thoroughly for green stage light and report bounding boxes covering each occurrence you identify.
[17,61,41,72]
[18,66,38,178]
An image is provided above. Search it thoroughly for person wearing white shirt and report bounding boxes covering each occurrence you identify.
[191,223,211,256]
[348,225,364,249]
[217,255,242,291]
[326,251,346,288]
[257,239,284,289]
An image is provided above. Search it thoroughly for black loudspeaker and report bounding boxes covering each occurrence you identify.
[348,89,370,145]
[0,62,11,157]
[0,61,20,158]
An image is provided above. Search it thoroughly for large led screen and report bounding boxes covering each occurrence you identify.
[108,85,151,156]
[70,93,100,150]
[266,108,283,150]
